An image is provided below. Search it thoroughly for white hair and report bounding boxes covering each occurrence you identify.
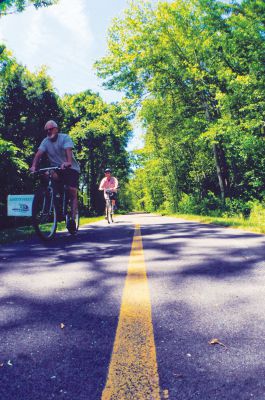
[44,120,58,129]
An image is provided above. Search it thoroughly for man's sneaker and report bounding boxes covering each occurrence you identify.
[67,218,76,233]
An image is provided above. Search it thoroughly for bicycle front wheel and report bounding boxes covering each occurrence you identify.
[32,188,57,240]
[106,200,112,224]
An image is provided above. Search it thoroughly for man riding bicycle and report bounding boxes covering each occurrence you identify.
[29,120,80,232]
[99,168,118,218]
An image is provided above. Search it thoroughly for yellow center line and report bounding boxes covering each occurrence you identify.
[102,224,161,400]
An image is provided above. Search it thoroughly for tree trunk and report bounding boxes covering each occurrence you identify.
[202,93,229,203]
[212,143,226,204]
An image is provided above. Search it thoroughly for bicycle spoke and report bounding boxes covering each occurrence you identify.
[32,189,57,240]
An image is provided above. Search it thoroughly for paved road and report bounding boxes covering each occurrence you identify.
[0,213,265,399]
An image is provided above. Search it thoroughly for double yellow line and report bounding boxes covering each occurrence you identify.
[102,224,161,400]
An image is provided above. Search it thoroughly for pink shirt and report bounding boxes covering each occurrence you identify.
[99,176,118,198]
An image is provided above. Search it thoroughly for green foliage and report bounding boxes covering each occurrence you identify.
[248,201,265,225]
[0,46,131,228]
[61,91,131,214]
[96,0,265,216]
[0,0,58,15]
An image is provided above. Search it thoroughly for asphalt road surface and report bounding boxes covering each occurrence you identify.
[0,213,265,399]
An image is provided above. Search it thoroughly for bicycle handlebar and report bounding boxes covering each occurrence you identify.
[37,167,61,172]
[30,167,61,175]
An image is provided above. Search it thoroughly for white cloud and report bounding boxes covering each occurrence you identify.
[49,0,91,42]
[0,0,94,94]
[0,0,131,101]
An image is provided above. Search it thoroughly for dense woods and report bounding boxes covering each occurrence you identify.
[0,46,131,228]
[1,0,265,231]
[96,0,265,217]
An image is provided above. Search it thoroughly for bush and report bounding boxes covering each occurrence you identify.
[248,201,265,224]
[223,198,251,218]
[198,192,223,216]
[177,192,223,216]
[176,192,265,221]
[177,193,199,214]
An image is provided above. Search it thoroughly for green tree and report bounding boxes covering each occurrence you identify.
[0,0,58,15]
[61,90,131,214]
[0,47,63,226]
[96,0,265,213]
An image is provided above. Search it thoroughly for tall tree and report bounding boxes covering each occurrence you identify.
[61,91,131,214]
[96,0,265,213]
[0,47,63,226]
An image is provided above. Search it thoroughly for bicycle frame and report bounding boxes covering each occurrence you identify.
[105,190,114,224]
[32,167,79,239]
[37,167,68,216]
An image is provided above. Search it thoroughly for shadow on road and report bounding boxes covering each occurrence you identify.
[0,218,265,399]
[140,221,265,399]
[0,223,134,400]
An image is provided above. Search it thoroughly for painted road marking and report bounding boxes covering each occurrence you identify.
[102,224,161,400]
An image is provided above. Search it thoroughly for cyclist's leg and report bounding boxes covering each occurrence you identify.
[106,199,112,223]
[111,199,114,214]
[111,192,117,210]
[60,169,79,219]
[68,186,78,219]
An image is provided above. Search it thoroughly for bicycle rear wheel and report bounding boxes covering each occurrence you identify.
[32,188,57,240]
[66,211,79,235]
[64,191,79,235]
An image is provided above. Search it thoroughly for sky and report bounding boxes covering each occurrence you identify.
[0,0,151,148]
[0,0,130,101]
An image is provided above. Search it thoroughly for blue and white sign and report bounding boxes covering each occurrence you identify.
[7,195,34,217]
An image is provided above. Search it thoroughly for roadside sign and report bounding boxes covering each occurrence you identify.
[7,195,34,217]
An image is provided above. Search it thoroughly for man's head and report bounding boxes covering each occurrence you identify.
[104,168,112,177]
[44,120,58,141]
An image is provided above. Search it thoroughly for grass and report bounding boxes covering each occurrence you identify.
[166,213,265,234]
[0,216,104,245]
[3,211,265,245]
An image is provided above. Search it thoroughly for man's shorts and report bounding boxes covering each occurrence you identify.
[57,169,79,189]
[108,191,117,200]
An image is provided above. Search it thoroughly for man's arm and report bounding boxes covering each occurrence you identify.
[30,149,44,172]
[99,178,106,191]
[61,147,73,169]
[113,177,119,190]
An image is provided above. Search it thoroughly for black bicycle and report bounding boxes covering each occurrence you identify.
[32,167,79,240]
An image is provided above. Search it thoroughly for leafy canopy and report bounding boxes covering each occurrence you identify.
[0,0,58,15]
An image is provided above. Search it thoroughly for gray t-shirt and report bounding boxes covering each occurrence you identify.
[39,133,80,173]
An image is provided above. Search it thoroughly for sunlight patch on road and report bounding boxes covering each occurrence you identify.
[102,224,161,400]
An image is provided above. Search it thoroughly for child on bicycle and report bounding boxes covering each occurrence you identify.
[99,168,119,218]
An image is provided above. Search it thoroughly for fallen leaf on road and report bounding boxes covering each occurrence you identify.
[209,338,227,348]
[173,373,184,378]
[163,389,169,399]
[60,323,65,329]
[0,363,4,367]
[7,360,13,366]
